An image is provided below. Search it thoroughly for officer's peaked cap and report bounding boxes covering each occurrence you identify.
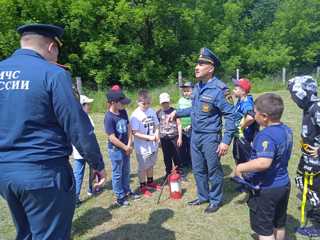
[198,47,221,67]
[17,24,64,47]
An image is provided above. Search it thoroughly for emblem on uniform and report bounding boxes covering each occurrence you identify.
[202,103,210,112]
[224,90,234,105]
[199,48,205,58]
[262,141,269,151]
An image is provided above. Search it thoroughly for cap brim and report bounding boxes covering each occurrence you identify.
[179,84,193,88]
[198,58,214,64]
[120,97,131,105]
[232,78,240,86]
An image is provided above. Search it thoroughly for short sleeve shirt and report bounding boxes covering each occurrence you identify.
[130,107,159,155]
[104,109,129,149]
[235,95,258,142]
[248,123,293,189]
[157,107,178,138]
[177,97,192,128]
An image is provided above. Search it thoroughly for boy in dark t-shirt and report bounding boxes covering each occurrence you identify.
[104,87,140,206]
[235,93,292,240]
[157,92,183,179]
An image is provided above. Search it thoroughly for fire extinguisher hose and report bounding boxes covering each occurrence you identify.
[156,174,170,204]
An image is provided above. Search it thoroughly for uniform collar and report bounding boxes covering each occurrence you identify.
[12,48,46,60]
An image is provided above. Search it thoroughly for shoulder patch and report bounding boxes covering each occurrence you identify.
[215,79,227,89]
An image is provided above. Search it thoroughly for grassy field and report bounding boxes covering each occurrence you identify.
[0,90,312,240]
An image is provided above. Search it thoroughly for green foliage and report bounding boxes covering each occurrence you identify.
[0,0,319,88]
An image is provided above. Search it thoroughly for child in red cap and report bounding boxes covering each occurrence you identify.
[232,78,259,165]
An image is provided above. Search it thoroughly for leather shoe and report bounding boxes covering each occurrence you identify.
[204,203,220,213]
[187,199,207,206]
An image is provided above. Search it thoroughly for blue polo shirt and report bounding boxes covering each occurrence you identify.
[248,123,293,189]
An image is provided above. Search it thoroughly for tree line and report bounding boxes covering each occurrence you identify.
[0,0,319,89]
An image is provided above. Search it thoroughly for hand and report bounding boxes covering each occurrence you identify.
[304,145,319,157]
[216,143,229,157]
[124,145,133,156]
[167,110,176,123]
[155,134,160,143]
[177,137,182,147]
[92,169,106,191]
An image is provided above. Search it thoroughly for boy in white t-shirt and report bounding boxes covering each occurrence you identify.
[72,95,96,205]
[130,90,160,197]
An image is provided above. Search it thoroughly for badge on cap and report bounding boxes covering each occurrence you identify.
[198,47,221,67]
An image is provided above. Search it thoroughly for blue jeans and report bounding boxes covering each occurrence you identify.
[73,159,93,201]
[108,147,131,200]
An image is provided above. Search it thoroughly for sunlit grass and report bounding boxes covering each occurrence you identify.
[0,90,309,240]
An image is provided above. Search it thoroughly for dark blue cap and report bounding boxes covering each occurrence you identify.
[17,24,64,47]
[198,47,221,67]
[106,89,131,105]
[179,81,193,88]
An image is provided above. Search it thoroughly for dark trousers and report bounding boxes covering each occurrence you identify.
[180,133,191,168]
[160,136,182,175]
[232,137,252,164]
[0,159,76,240]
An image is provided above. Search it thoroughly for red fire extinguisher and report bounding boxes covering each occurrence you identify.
[168,168,182,200]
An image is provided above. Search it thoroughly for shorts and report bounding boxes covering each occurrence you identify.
[136,151,158,171]
[248,183,291,236]
[232,137,252,164]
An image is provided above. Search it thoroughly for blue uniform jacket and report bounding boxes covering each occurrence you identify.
[0,49,104,171]
[176,77,237,145]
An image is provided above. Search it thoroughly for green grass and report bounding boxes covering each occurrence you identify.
[0,90,311,240]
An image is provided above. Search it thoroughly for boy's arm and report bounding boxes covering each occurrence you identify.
[176,117,182,147]
[127,123,132,147]
[108,134,129,151]
[235,157,273,178]
[235,132,275,177]
[130,114,156,141]
[132,131,156,141]
[240,113,255,129]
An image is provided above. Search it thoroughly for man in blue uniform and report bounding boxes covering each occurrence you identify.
[0,24,106,239]
[169,48,236,213]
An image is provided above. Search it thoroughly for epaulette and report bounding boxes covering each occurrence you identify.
[214,78,227,90]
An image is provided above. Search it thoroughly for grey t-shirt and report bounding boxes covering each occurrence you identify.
[130,107,159,155]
